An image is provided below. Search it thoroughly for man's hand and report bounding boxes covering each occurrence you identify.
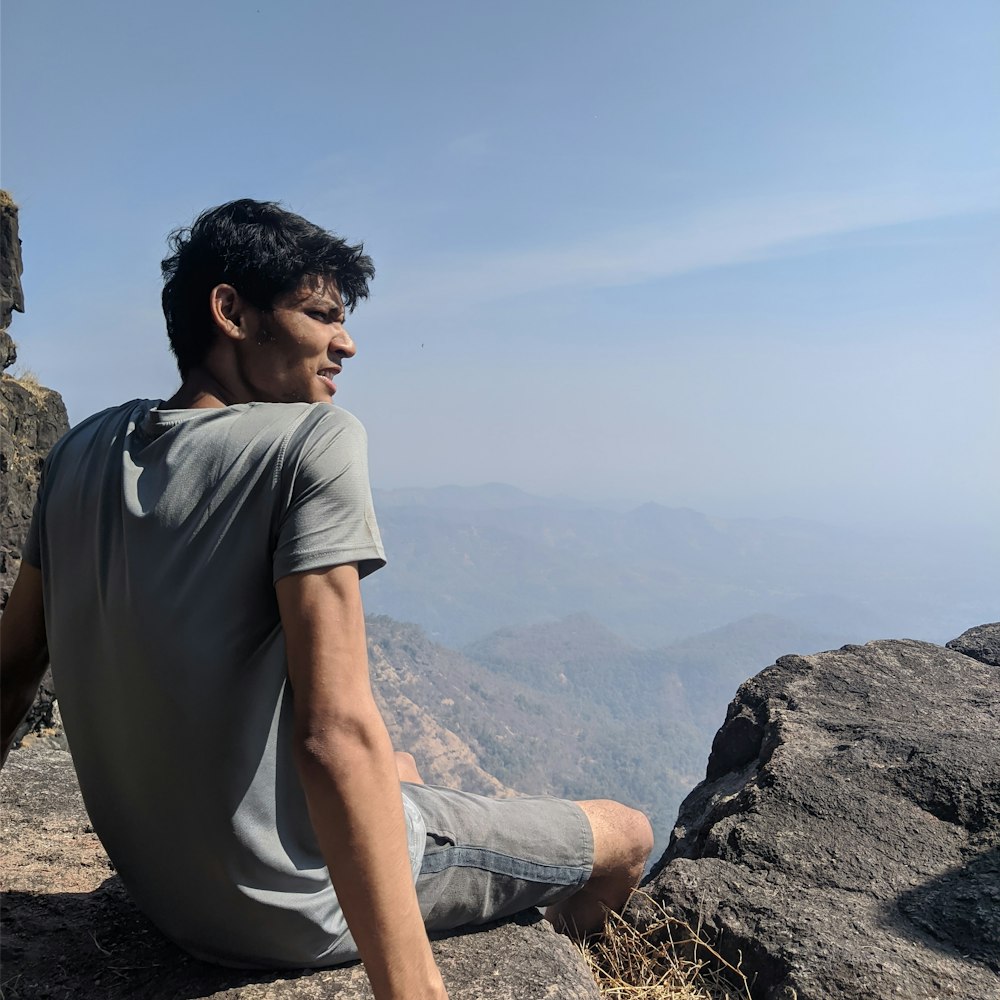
[1,564,50,767]
[276,563,447,1000]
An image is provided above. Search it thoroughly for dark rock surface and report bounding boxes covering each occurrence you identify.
[0,326,16,370]
[637,624,1000,1000]
[1,190,25,331]
[947,621,1000,667]
[0,741,600,1000]
[0,376,70,604]
[0,191,70,610]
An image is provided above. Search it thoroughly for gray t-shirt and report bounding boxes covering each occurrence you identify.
[24,399,426,968]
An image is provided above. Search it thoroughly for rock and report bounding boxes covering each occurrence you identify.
[947,621,1000,667]
[0,191,71,611]
[0,327,15,370]
[1,376,70,608]
[1,189,25,335]
[637,625,1000,1000]
[0,741,600,1000]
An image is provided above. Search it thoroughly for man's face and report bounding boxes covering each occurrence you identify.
[234,277,355,404]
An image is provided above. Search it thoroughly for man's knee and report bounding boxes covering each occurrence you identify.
[546,800,653,932]
[395,751,423,784]
[616,803,654,875]
[576,799,654,880]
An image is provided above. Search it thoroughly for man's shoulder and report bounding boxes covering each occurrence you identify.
[275,403,369,448]
[48,399,154,456]
[49,400,367,461]
[283,402,365,431]
[70,398,155,431]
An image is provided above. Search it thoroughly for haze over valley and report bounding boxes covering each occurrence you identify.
[361,482,998,855]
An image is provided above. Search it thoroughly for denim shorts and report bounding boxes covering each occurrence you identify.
[400,782,595,931]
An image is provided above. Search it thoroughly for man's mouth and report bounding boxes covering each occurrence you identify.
[317,367,341,394]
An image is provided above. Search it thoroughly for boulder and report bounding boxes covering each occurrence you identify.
[1,376,70,608]
[0,190,71,610]
[0,327,16,370]
[0,741,600,1000]
[1,189,25,333]
[636,624,1000,1000]
[947,621,1000,667]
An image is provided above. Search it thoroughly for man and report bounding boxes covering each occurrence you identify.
[1,199,653,999]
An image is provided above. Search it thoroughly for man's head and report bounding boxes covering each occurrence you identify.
[161,199,374,378]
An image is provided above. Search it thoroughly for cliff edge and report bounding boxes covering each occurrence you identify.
[634,622,1000,1000]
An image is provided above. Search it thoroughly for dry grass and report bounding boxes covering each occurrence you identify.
[0,188,16,209]
[581,892,753,1000]
[5,365,51,402]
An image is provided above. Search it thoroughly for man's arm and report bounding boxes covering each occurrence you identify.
[275,563,447,1000]
[1,564,50,767]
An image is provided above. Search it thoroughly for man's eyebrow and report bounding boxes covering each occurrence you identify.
[302,291,344,312]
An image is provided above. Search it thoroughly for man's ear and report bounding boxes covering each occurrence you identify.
[209,284,246,341]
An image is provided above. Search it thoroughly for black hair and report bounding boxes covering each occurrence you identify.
[160,199,375,377]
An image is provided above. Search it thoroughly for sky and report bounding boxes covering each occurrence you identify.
[3,0,998,533]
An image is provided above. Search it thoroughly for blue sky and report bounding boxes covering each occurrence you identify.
[3,0,998,531]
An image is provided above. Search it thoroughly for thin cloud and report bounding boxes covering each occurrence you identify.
[370,176,1000,316]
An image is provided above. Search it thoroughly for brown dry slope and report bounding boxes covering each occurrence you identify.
[369,629,512,796]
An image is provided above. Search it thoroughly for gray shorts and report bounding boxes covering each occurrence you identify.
[402,783,595,931]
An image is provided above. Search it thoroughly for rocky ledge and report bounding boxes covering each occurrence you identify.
[0,742,599,999]
[634,622,1000,1000]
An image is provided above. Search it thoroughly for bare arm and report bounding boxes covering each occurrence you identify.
[275,563,446,1000]
[1,564,49,767]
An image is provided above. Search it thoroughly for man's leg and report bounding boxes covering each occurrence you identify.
[545,798,653,937]
[396,759,653,936]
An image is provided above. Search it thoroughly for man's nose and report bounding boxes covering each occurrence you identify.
[333,325,356,358]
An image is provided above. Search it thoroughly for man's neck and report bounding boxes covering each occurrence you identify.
[161,369,233,410]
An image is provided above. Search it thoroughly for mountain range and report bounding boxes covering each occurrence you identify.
[366,483,997,648]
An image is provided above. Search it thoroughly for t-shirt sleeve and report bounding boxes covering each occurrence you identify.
[272,410,386,583]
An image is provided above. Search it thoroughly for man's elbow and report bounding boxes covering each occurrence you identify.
[293,706,392,778]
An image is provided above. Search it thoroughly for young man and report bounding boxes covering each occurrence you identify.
[0,199,653,1000]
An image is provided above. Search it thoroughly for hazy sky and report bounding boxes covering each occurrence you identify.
[3,1,998,530]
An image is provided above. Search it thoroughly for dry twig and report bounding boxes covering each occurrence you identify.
[580,891,753,1000]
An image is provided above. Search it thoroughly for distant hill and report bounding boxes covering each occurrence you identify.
[368,624,511,796]
[376,482,582,511]
[366,485,997,648]
[463,609,839,750]
[366,614,706,860]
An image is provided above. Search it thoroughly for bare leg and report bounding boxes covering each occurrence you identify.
[395,750,424,785]
[546,799,653,938]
